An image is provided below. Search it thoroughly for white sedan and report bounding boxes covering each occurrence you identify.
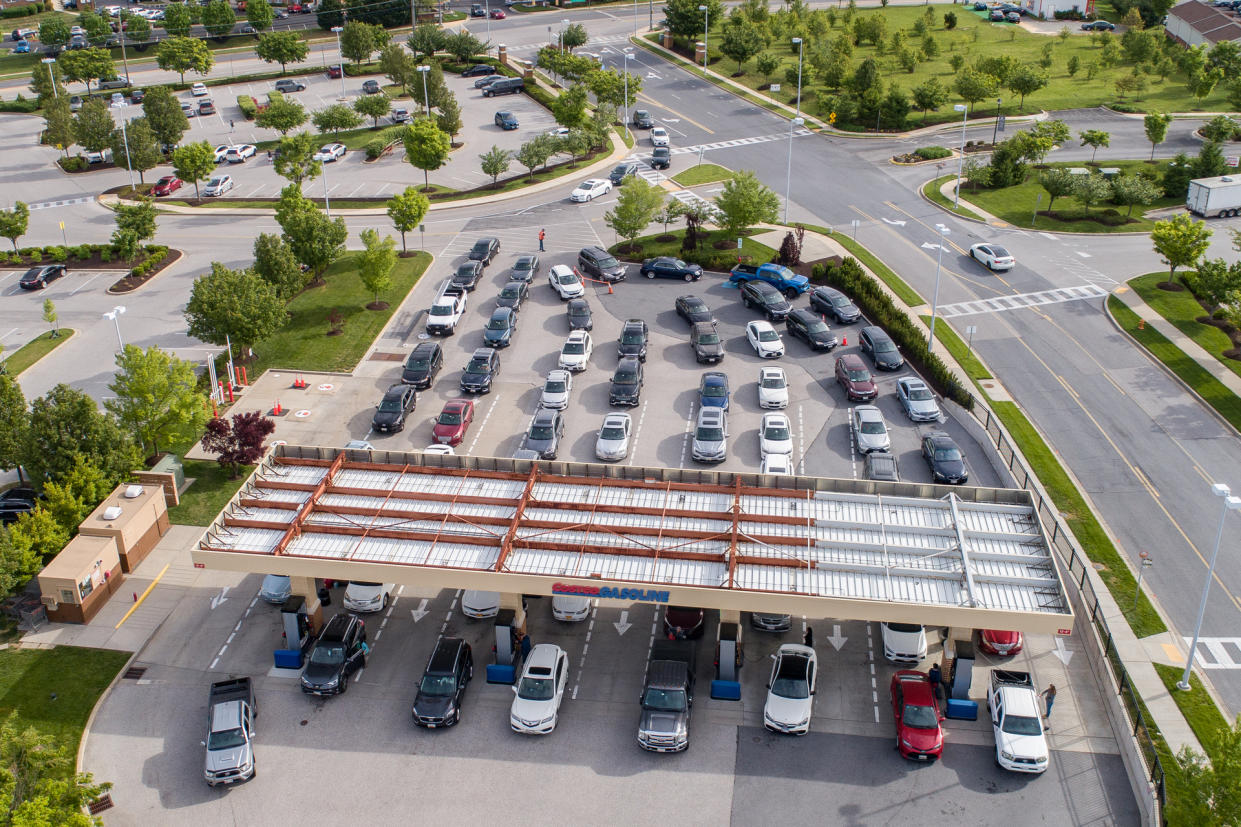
[510,643,569,734]
[313,143,347,162]
[969,242,1015,271]
[558,330,593,372]
[763,644,817,735]
[203,175,234,197]
[746,320,785,359]
[757,366,789,409]
[650,126,670,147]
[548,264,585,300]
[225,144,257,163]
[190,82,209,96]
[571,178,612,202]
[540,369,573,410]
[759,412,793,458]
[595,412,632,461]
[212,144,231,163]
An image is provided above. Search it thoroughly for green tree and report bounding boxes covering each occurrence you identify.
[1168,722,1241,824]
[353,93,390,128]
[714,170,779,240]
[3,508,69,581]
[105,345,208,456]
[664,0,723,40]
[255,31,309,74]
[1106,173,1160,217]
[313,102,363,134]
[911,76,948,122]
[24,384,140,487]
[171,140,218,199]
[720,17,764,72]
[809,43,850,90]
[58,47,114,95]
[72,100,115,154]
[386,187,429,253]
[605,176,664,246]
[42,95,75,156]
[43,298,58,339]
[123,11,152,48]
[39,18,69,51]
[114,197,157,243]
[560,21,587,51]
[0,376,28,485]
[162,1,193,37]
[586,67,642,108]
[274,185,347,279]
[79,10,111,43]
[1194,140,1229,179]
[1189,67,1224,105]
[514,136,549,180]
[1189,257,1241,310]
[1201,114,1238,143]
[316,0,344,30]
[142,85,189,149]
[202,0,237,39]
[1066,54,1080,78]
[755,51,781,85]
[111,227,141,263]
[40,458,110,530]
[880,84,910,129]
[443,30,486,63]
[340,20,380,64]
[157,36,213,84]
[358,228,397,307]
[111,116,161,185]
[185,264,287,358]
[550,83,589,130]
[1151,213,1213,287]
[479,144,511,188]
[848,56,880,96]
[0,202,29,252]
[1143,111,1171,160]
[1078,129,1110,163]
[408,24,446,61]
[256,97,308,135]
[247,0,275,31]
[30,59,62,104]
[273,131,322,186]
[1037,168,1076,213]
[1006,64,1048,109]
[1163,151,1196,198]
[436,91,462,139]
[252,232,307,299]
[953,67,998,112]
[379,43,417,95]
[402,117,450,191]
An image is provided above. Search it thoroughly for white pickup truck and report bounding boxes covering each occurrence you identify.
[987,669,1049,774]
[426,282,467,336]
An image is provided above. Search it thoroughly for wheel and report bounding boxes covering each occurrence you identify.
[785,288,798,299]
[382,593,390,609]
[646,270,655,279]
[743,295,752,308]
[685,273,694,282]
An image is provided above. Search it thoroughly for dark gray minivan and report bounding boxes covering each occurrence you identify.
[482,77,524,97]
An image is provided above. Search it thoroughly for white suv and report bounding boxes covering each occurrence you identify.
[548,264,585,300]
[558,330,593,372]
[510,644,569,734]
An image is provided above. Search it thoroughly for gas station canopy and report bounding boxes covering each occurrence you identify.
[194,446,1074,634]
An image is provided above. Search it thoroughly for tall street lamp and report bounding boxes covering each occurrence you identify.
[952,103,968,209]
[331,26,346,100]
[558,18,569,50]
[118,116,135,191]
[622,50,633,142]
[1178,483,1241,691]
[991,97,1003,145]
[102,305,126,351]
[417,64,430,116]
[783,117,803,224]
[40,57,57,98]
[927,223,949,352]
[699,4,709,74]
[791,37,803,117]
[322,154,333,217]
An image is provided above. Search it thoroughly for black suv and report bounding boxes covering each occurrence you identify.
[676,294,713,324]
[617,319,649,362]
[452,260,484,290]
[468,237,500,264]
[632,109,654,128]
[567,298,593,330]
[371,383,417,433]
[650,146,671,170]
[577,246,626,282]
[402,342,443,389]
[609,357,644,406]
[809,286,861,324]
[785,308,838,351]
[460,347,500,394]
[859,325,904,370]
[689,322,723,364]
[740,281,791,322]
[301,613,366,696]
[412,637,474,728]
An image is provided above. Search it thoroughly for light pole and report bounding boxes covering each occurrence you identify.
[623,51,633,142]
[791,37,803,117]
[102,306,126,351]
[699,4,709,74]
[118,116,135,190]
[991,97,1002,145]
[783,117,803,224]
[116,14,131,85]
[417,64,430,116]
[558,18,569,50]
[322,155,332,217]
[331,26,346,100]
[1178,483,1241,691]
[952,103,968,209]
[40,57,57,98]
[633,0,639,34]
[927,223,949,353]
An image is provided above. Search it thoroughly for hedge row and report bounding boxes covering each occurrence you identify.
[812,257,973,410]
[1,3,47,18]
[129,246,168,279]
[0,95,40,114]
[237,94,258,120]
[0,243,167,267]
[914,146,951,161]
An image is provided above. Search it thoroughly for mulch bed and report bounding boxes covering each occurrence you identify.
[107,248,183,293]
[1161,281,1241,361]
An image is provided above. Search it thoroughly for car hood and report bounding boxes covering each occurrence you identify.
[560,353,587,366]
[906,397,939,417]
[596,436,627,455]
[372,410,402,426]
[205,742,251,774]
[432,423,463,440]
[403,368,430,383]
[857,432,889,451]
[461,372,492,386]
[901,722,942,752]
[511,696,554,722]
[997,728,1048,762]
[483,328,512,343]
[524,436,554,453]
[758,387,787,405]
[934,458,967,478]
[542,391,569,406]
[302,661,342,684]
[413,693,454,718]
[764,692,812,726]
[762,436,793,454]
[694,437,726,454]
[639,708,686,734]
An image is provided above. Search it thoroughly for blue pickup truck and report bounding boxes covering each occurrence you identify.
[727,263,809,298]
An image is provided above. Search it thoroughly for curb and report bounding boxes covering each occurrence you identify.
[917,177,989,225]
[75,647,141,775]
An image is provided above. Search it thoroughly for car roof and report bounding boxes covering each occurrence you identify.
[603,412,630,426]
[760,365,785,377]
[547,369,570,380]
[550,264,575,276]
[895,670,935,703]
[444,398,469,411]
[515,255,537,264]
[899,376,926,389]
[384,384,409,397]
[748,319,776,330]
[697,407,725,424]
[747,280,779,294]
[702,372,727,385]
[839,353,866,368]
[525,643,561,671]
[788,308,821,323]
[490,306,513,319]
[762,412,789,425]
[567,298,588,309]
[532,408,558,425]
[855,406,883,422]
[927,432,956,447]
[501,279,524,289]
[616,356,641,369]
[566,329,589,342]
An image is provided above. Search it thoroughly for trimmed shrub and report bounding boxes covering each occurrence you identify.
[46,246,68,262]
[364,138,387,159]
[26,248,41,264]
[58,156,87,172]
[72,244,92,260]
[237,94,258,119]
[914,146,952,161]
[0,95,39,113]
[0,5,39,17]
[100,246,112,263]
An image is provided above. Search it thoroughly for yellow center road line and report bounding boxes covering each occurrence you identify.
[636,93,715,135]
[115,563,170,629]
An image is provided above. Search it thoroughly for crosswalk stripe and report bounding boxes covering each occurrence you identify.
[1187,637,1241,669]
[937,283,1108,319]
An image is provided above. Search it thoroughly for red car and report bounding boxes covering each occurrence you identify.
[890,670,944,761]
[978,629,1024,657]
[287,2,305,11]
[151,175,183,196]
[432,399,474,446]
[327,64,342,79]
[489,8,505,17]
[834,353,877,402]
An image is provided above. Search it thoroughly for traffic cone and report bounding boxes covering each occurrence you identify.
[607,283,613,295]
[1138,318,1145,330]
[273,400,282,416]
[841,336,848,346]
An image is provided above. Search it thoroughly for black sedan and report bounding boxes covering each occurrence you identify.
[19,264,67,290]
[640,256,702,281]
[1081,18,1115,29]
[467,237,500,264]
[401,342,443,389]
[371,384,417,433]
[609,162,639,184]
[452,260,484,290]
[461,64,495,77]
[567,298,593,330]
[675,294,714,324]
[922,432,969,485]
[511,255,540,282]
[496,279,529,310]
[482,306,518,348]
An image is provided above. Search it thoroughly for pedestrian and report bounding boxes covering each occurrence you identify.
[928,662,942,700]
[229,119,235,130]
[1041,683,1057,721]
[803,625,814,648]
[520,631,532,662]
[538,228,545,252]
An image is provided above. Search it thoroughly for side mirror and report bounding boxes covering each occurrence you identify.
[766,683,771,689]
[512,686,519,694]
[200,740,207,747]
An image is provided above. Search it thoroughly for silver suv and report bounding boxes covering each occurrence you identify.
[691,407,728,463]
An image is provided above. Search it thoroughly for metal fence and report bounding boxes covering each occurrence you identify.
[973,401,1167,818]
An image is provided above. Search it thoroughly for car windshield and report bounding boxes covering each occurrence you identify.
[408,357,430,370]
[934,446,962,461]
[761,376,785,389]
[601,426,626,440]
[208,178,223,186]
[438,411,461,425]
[902,703,939,729]
[991,246,1011,257]
[596,254,619,267]
[419,673,457,697]
[758,329,779,342]
[529,424,554,440]
[907,386,934,401]
[696,426,724,441]
[430,305,453,316]
[456,265,477,276]
[1002,714,1043,736]
[557,272,578,284]
[832,295,852,308]
[569,306,588,317]
[805,320,830,333]
[562,342,584,355]
[466,359,490,373]
[874,340,898,353]
[772,676,809,700]
[517,675,555,701]
[472,242,490,253]
[698,332,720,344]
[765,425,790,440]
[642,687,687,711]
[206,727,246,750]
[545,379,566,393]
[514,260,533,271]
[847,369,870,382]
[621,330,644,344]
[487,316,510,330]
[860,421,885,435]
[379,396,404,412]
[309,644,345,666]
[887,622,921,633]
[611,166,628,176]
[702,385,725,397]
[761,293,783,306]
[500,285,520,298]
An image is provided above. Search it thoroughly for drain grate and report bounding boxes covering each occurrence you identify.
[88,794,114,815]
[368,352,405,361]
[122,666,147,680]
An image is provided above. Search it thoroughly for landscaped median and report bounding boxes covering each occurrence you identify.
[1,329,75,377]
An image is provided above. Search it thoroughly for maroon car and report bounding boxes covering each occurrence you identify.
[151,175,183,196]
[979,629,1024,657]
[835,353,877,402]
[327,64,342,78]
[663,606,705,639]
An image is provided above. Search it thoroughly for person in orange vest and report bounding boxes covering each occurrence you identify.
[538,228,545,252]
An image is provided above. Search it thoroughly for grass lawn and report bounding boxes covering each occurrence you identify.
[794,222,925,307]
[1129,272,1241,381]
[167,459,248,526]
[1154,663,1231,754]
[920,314,992,379]
[1,329,75,376]
[244,250,430,378]
[931,160,1180,233]
[1109,294,1241,432]
[921,173,990,223]
[671,163,732,187]
[676,4,1230,130]
[0,646,130,759]
[609,228,777,269]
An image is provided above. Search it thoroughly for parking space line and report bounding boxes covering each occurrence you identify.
[678,402,695,468]
[68,272,104,296]
[466,393,503,455]
[210,656,220,669]
[867,623,879,723]
[627,400,648,466]
[375,628,383,640]
[796,404,806,475]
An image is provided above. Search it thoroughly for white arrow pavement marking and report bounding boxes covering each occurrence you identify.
[1052,637,1074,665]
[662,118,680,123]
[826,624,847,651]
[921,242,945,250]
[881,218,907,226]
[411,598,430,622]
[210,587,230,611]
[614,610,632,635]
[646,72,662,79]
